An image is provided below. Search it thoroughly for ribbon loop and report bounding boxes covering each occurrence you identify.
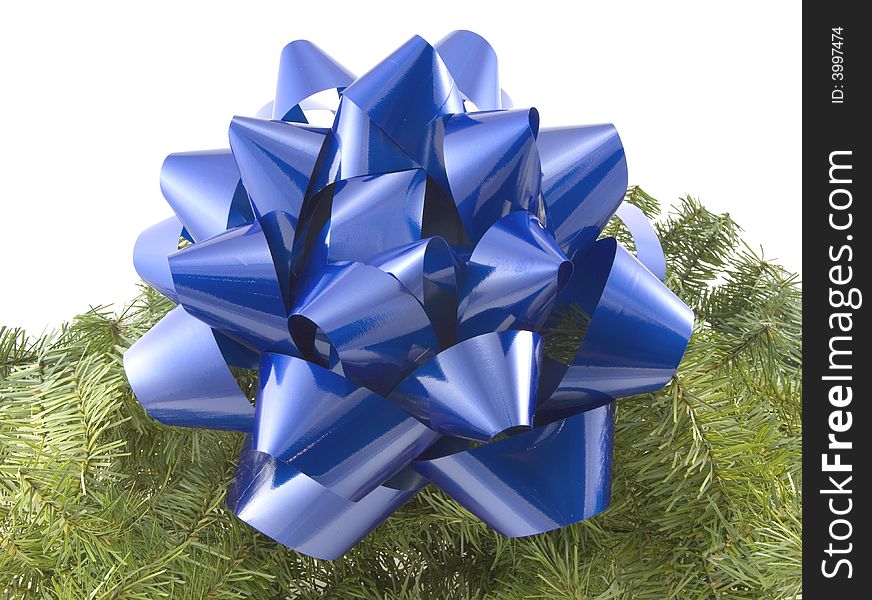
[443,108,541,243]
[325,169,427,263]
[124,306,254,431]
[615,202,667,280]
[228,116,326,220]
[537,124,628,259]
[169,221,295,354]
[254,353,438,500]
[458,211,571,340]
[132,216,183,303]
[228,446,426,560]
[434,30,501,111]
[342,35,463,189]
[390,330,541,441]
[413,402,614,537]
[273,40,355,122]
[160,149,253,242]
[538,238,693,421]
[290,261,438,396]
[369,236,462,350]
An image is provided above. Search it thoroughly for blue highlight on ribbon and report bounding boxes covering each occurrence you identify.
[124,31,693,560]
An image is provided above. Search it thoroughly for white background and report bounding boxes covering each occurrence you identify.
[0,1,801,334]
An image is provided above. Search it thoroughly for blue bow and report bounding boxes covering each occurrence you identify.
[124,31,693,560]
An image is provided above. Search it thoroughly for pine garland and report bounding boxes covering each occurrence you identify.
[0,188,801,599]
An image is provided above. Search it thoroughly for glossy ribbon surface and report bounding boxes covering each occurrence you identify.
[125,31,693,560]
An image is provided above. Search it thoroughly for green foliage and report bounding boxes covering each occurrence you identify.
[0,189,801,599]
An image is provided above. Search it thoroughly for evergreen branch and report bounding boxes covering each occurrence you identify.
[0,188,801,599]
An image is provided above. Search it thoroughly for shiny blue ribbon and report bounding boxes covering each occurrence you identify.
[124,30,693,560]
